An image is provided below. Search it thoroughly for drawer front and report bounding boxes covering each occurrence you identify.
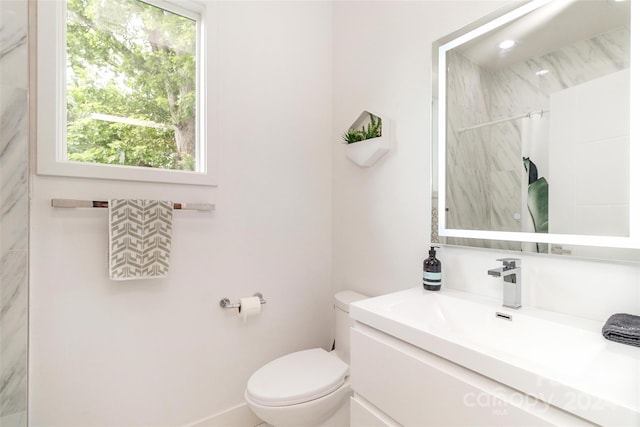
[351,395,400,427]
[351,325,594,427]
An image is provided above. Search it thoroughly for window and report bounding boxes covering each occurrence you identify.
[36,0,217,185]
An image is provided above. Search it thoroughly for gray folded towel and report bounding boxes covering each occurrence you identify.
[602,313,640,347]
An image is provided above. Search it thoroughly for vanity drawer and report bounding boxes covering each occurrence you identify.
[351,324,595,427]
[351,394,401,427]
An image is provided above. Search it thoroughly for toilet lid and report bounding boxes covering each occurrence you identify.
[246,348,349,407]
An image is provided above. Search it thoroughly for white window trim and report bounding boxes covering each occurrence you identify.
[36,0,217,186]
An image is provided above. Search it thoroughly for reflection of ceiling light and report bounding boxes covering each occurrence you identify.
[536,69,549,76]
[499,40,515,50]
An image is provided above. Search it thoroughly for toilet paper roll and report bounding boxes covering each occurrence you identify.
[238,296,261,323]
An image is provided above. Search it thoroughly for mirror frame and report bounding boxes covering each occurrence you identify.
[432,0,640,251]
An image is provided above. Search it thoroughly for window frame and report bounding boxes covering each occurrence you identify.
[36,0,217,186]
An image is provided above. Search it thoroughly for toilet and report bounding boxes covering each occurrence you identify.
[245,291,368,427]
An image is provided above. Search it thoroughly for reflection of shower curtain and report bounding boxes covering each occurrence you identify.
[521,113,550,253]
[521,113,549,178]
[528,177,549,253]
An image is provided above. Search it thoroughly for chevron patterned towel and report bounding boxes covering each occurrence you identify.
[109,199,174,281]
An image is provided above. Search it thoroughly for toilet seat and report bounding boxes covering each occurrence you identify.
[246,348,349,407]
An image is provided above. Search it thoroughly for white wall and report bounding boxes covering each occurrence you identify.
[332,0,503,297]
[549,70,630,240]
[331,1,640,323]
[29,1,333,425]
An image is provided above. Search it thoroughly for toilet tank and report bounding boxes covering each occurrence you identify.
[333,291,368,363]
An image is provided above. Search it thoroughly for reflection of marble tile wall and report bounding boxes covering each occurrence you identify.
[1,0,29,425]
[445,51,492,248]
[446,26,628,251]
[446,51,519,250]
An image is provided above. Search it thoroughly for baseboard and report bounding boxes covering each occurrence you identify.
[183,402,263,427]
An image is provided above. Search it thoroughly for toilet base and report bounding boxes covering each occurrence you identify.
[260,398,349,427]
[246,381,351,427]
[316,396,349,427]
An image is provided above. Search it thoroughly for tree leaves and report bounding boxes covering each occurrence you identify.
[66,0,197,170]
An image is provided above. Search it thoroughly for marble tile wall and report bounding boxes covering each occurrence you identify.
[444,50,495,249]
[0,0,29,425]
[445,25,629,252]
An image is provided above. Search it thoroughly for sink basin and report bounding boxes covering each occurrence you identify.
[381,289,605,372]
[350,288,640,426]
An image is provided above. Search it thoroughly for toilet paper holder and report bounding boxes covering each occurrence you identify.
[219,292,267,309]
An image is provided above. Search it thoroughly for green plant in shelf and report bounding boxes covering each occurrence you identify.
[342,113,382,144]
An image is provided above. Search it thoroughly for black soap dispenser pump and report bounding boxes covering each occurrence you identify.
[423,246,442,291]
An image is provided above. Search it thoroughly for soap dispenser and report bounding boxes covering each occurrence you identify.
[423,246,442,291]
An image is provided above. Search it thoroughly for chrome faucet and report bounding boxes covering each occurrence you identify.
[488,258,521,309]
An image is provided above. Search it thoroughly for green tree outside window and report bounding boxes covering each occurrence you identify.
[66,0,198,171]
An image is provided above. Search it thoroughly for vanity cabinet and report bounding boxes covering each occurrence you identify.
[350,323,596,427]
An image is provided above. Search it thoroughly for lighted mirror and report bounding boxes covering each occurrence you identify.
[432,0,640,261]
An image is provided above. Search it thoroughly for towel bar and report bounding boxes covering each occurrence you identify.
[220,293,267,309]
[51,199,215,211]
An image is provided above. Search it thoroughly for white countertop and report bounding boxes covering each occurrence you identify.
[350,287,640,426]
